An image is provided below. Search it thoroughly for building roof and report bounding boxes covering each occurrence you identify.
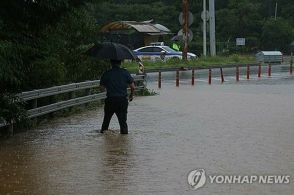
[100,20,171,35]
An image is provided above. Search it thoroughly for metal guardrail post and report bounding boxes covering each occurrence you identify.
[141,74,147,95]
[133,75,145,95]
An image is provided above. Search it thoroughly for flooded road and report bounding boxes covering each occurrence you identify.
[1,69,294,194]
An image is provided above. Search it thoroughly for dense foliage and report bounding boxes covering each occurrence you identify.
[95,0,293,54]
[0,0,107,123]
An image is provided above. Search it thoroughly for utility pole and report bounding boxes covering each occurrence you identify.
[182,0,188,60]
[203,0,207,56]
[209,0,216,56]
[274,2,277,20]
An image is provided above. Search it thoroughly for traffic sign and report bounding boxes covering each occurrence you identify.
[177,29,193,42]
[236,38,246,46]
[201,10,209,21]
[178,11,194,26]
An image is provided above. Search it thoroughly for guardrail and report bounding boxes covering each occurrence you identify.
[0,74,146,132]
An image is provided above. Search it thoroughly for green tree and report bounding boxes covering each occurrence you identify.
[216,0,262,48]
[260,18,292,52]
[0,0,102,126]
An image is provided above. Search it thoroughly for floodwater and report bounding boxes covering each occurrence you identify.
[1,65,294,194]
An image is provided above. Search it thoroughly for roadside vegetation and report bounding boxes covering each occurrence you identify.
[123,55,256,73]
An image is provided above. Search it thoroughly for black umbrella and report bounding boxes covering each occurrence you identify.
[86,42,136,60]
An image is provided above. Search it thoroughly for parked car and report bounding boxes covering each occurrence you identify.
[133,45,197,61]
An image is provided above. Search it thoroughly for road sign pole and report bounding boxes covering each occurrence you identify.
[209,0,216,56]
[182,0,188,60]
[203,0,207,56]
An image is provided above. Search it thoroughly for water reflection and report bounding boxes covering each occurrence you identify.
[99,132,134,193]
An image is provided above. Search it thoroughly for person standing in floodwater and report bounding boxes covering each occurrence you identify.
[100,59,135,134]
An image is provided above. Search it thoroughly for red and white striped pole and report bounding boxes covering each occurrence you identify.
[246,65,250,80]
[258,63,261,78]
[290,52,293,75]
[268,64,272,77]
[176,70,179,87]
[220,67,224,83]
[191,68,195,85]
[236,65,239,82]
[158,71,161,88]
[208,68,212,85]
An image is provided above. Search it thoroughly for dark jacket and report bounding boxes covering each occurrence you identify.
[100,65,134,97]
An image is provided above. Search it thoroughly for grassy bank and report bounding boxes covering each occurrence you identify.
[123,54,256,73]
